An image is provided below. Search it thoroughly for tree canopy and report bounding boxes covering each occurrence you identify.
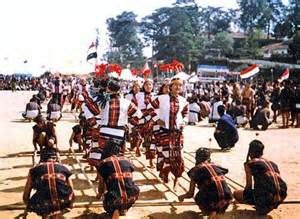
[103,0,300,70]
[105,11,145,68]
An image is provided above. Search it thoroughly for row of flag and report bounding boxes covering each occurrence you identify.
[240,64,290,82]
[87,36,290,82]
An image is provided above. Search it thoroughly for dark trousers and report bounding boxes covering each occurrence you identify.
[214,132,237,149]
[53,93,62,105]
[250,119,272,130]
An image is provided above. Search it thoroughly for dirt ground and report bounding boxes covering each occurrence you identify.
[0,91,299,218]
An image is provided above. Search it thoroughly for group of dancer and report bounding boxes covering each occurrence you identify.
[21,74,291,218]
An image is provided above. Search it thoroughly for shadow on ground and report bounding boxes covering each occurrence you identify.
[147,209,273,219]
[72,211,109,219]
[0,186,25,193]
[135,179,161,186]
[139,189,165,200]
[148,210,202,219]
[10,119,30,123]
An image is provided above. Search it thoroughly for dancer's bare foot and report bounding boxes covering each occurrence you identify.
[135,148,141,157]
[112,209,120,219]
[149,159,155,169]
[173,177,178,190]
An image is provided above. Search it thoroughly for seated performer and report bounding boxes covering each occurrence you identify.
[214,105,239,150]
[250,101,272,130]
[209,95,223,123]
[96,141,139,219]
[227,100,248,127]
[188,95,201,125]
[47,98,62,121]
[69,118,85,152]
[32,115,57,151]
[179,148,232,218]
[23,148,75,218]
[22,97,41,121]
[234,140,287,215]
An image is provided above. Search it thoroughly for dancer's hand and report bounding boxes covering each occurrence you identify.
[178,195,185,202]
[157,119,165,127]
[145,120,154,132]
[96,192,103,200]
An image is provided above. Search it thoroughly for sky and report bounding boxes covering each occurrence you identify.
[0,0,288,76]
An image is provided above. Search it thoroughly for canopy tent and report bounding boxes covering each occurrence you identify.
[120,69,136,81]
[188,74,199,83]
[107,72,120,78]
[171,71,190,81]
[197,65,229,73]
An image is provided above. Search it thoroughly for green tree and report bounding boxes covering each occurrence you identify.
[199,6,237,40]
[211,31,234,56]
[287,0,300,34]
[289,30,300,62]
[105,11,145,68]
[273,20,293,39]
[140,3,205,70]
[237,0,285,38]
[240,28,264,58]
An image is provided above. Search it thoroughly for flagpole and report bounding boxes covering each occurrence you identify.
[271,68,274,82]
[95,28,99,66]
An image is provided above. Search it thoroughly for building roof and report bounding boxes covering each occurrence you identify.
[229,32,247,39]
[261,42,289,52]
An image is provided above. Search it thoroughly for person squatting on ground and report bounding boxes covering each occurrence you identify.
[227,99,247,127]
[214,105,239,150]
[250,101,272,130]
[22,96,41,121]
[96,141,139,219]
[234,140,287,215]
[188,95,201,125]
[208,94,223,123]
[178,147,233,219]
[69,118,85,152]
[32,115,58,152]
[23,147,75,218]
[147,78,189,188]
[47,98,62,122]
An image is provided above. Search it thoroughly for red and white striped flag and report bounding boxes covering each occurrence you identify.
[278,68,289,82]
[240,64,260,79]
[87,42,98,64]
[142,62,152,78]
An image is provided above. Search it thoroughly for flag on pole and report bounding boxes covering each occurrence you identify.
[240,64,260,79]
[142,62,152,78]
[86,42,98,63]
[278,68,289,82]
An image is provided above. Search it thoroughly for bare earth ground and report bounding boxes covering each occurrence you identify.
[0,91,299,219]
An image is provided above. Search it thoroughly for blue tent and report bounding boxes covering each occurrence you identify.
[13,73,33,79]
[197,65,229,73]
